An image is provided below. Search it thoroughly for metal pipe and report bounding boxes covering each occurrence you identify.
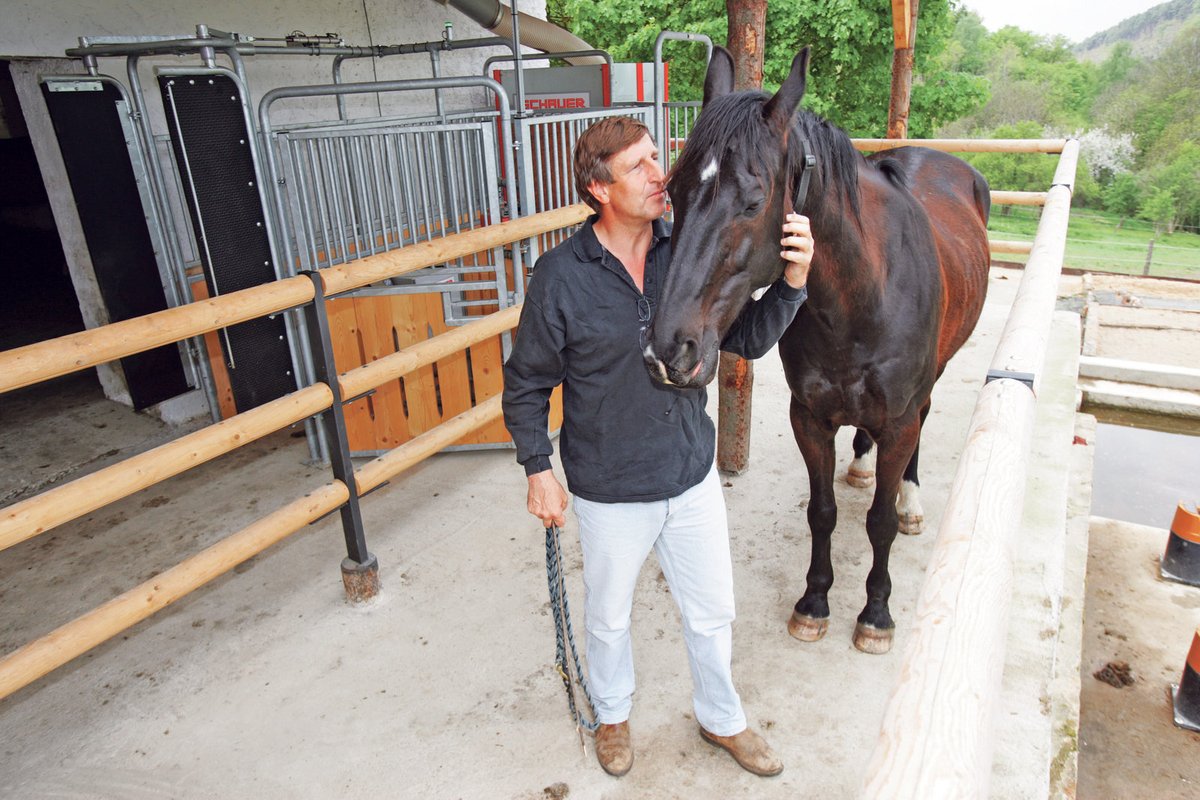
[654,31,713,169]
[331,37,515,120]
[509,0,528,217]
[483,49,612,75]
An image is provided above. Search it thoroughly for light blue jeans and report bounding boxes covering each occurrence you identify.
[573,465,747,736]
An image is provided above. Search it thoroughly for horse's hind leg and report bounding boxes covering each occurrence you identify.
[847,429,875,488]
[786,397,837,643]
[855,416,921,654]
[896,401,931,535]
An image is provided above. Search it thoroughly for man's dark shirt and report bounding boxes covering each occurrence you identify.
[502,215,807,504]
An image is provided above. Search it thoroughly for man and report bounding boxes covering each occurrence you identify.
[502,116,814,778]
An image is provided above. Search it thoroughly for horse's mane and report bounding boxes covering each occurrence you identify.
[671,91,869,220]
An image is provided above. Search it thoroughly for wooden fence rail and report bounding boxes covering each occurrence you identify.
[0,205,590,702]
[0,204,591,395]
[854,138,1067,154]
[0,137,1068,711]
[862,139,1080,798]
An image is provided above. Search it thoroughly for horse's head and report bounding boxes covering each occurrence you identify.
[642,46,810,388]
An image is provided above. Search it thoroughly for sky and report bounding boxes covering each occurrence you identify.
[956,0,1171,43]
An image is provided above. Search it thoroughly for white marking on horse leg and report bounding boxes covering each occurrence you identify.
[847,444,876,488]
[896,479,924,535]
[700,157,719,182]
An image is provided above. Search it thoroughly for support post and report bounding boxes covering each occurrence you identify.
[300,272,380,602]
[887,0,920,139]
[717,0,767,474]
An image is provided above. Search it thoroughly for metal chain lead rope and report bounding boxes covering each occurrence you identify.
[545,523,599,744]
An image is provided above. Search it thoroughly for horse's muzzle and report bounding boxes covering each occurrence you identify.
[640,326,712,388]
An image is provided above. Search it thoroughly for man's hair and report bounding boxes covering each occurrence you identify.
[573,116,653,211]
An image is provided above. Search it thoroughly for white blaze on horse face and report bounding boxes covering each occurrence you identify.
[700,158,719,183]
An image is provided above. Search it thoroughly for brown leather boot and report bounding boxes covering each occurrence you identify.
[699,726,783,777]
[594,721,633,776]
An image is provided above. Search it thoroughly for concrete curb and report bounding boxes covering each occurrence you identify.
[1077,377,1200,418]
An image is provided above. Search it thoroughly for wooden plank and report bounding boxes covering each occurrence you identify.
[188,278,237,419]
[992,190,1048,206]
[457,334,507,446]
[390,292,442,438]
[354,296,406,452]
[355,397,503,493]
[989,239,1034,254]
[339,305,522,399]
[854,138,1067,154]
[892,0,912,49]
[326,297,375,451]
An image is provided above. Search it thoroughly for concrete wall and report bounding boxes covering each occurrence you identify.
[0,1,548,416]
[1,0,549,125]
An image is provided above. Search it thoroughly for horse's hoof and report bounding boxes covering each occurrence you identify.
[788,611,829,642]
[846,469,875,489]
[898,514,924,535]
[853,623,894,654]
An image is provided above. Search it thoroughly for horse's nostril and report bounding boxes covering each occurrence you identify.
[675,338,699,370]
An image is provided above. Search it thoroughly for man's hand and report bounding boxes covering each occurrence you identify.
[780,212,814,289]
[527,469,568,528]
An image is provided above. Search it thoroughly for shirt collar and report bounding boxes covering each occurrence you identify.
[571,213,673,263]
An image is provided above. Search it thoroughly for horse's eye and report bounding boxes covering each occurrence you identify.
[741,200,763,217]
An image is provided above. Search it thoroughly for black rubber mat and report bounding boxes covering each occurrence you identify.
[159,72,295,412]
[41,80,189,410]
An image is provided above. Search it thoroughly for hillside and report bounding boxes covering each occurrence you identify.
[1075,0,1199,62]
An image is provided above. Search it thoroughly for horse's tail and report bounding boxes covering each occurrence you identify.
[971,170,991,226]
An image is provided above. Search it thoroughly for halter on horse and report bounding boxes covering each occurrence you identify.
[643,47,991,654]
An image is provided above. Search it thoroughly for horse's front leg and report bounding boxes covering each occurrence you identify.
[786,396,838,642]
[855,416,922,654]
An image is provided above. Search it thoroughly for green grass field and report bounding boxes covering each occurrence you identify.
[987,206,1200,280]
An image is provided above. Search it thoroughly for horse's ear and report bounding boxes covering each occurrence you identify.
[703,46,735,104]
[764,46,810,131]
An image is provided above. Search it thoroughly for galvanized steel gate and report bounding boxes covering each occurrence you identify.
[51,28,710,463]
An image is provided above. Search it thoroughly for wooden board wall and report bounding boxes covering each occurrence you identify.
[193,238,564,456]
[328,251,562,453]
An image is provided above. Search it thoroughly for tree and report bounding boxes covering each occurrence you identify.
[1095,42,1137,91]
[1100,19,1200,166]
[561,0,984,137]
[961,121,1058,211]
[1139,187,1177,235]
[1149,142,1200,230]
[1102,172,1141,225]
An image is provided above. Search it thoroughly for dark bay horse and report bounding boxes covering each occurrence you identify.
[642,47,991,654]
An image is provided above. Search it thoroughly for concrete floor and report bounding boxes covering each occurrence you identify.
[0,266,1092,798]
[1078,518,1200,800]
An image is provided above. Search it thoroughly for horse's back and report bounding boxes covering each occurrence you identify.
[868,146,991,367]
